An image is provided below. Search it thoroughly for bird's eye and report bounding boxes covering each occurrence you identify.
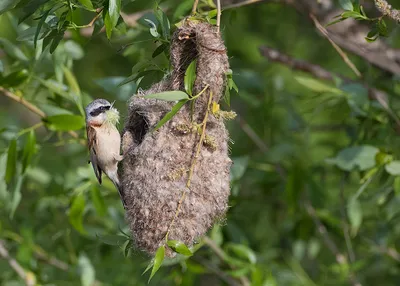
[104,105,111,110]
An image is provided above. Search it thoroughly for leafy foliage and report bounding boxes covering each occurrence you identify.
[1,0,400,285]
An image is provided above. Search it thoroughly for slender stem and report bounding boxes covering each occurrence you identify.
[0,87,45,117]
[309,14,361,78]
[0,240,28,284]
[0,86,81,142]
[192,0,200,14]
[17,122,44,137]
[165,91,213,241]
[216,0,221,32]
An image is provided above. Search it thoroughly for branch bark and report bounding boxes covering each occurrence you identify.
[259,46,400,129]
[0,240,34,286]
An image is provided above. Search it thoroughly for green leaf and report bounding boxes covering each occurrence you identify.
[77,0,94,10]
[21,131,36,173]
[153,99,187,131]
[69,193,86,234]
[295,76,342,95]
[34,9,51,48]
[10,176,23,218]
[149,245,165,282]
[145,91,189,101]
[123,239,133,257]
[184,60,197,96]
[226,243,257,264]
[0,69,29,87]
[78,254,95,286]
[385,161,400,176]
[96,234,127,246]
[0,0,18,15]
[144,19,160,38]
[152,43,167,58]
[230,156,249,181]
[167,240,193,256]
[44,114,85,131]
[0,38,28,61]
[5,139,17,184]
[104,0,121,39]
[50,31,64,54]
[325,145,379,171]
[347,197,362,236]
[339,0,353,11]
[154,6,170,40]
[90,186,106,216]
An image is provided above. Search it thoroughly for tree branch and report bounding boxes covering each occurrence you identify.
[0,240,34,286]
[259,46,400,129]
[0,86,82,141]
[375,0,400,22]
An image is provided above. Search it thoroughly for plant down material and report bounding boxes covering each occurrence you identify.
[120,21,231,256]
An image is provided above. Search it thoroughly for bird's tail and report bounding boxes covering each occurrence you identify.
[107,171,127,209]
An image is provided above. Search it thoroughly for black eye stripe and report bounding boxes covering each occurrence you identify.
[89,105,110,117]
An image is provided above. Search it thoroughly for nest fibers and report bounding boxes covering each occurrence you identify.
[121,21,231,256]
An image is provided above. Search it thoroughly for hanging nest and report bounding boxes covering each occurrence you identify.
[120,20,231,257]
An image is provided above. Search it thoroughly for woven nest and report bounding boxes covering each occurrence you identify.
[120,20,231,257]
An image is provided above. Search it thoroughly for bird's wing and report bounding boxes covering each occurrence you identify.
[87,125,102,184]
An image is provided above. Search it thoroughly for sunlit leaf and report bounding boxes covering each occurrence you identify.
[78,254,95,286]
[44,114,85,131]
[325,145,379,171]
[153,99,187,131]
[5,139,17,184]
[167,240,193,256]
[339,0,354,11]
[21,130,36,173]
[104,0,121,39]
[144,19,160,38]
[184,60,197,96]
[145,91,189,101]
[347,197,362,236]
[385,161,400,176]
[295,76,342,95]
[149,245,165,282]
[226,243,257,264]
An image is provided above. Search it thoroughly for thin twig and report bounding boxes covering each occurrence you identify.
[0,87,45,117]
[192,0,200,14]
[374,0,400,22]
[165,90,213,241]
[309,14,361,78]
[305,202,362,286]
[0,86,81,141]
[0,240,32,285]
[258,46,400,130]
[203,236,250,286]
[216,0,221,32]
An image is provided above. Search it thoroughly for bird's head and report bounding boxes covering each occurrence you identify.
[85,99,120,126]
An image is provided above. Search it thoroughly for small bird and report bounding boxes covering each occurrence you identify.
[85,99,126,208]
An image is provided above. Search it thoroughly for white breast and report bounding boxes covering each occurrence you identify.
[94,124,121,169]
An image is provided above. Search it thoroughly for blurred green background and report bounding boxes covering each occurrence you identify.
[1,0,400,285]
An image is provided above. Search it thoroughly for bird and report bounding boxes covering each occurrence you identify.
[85,99,126,208]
